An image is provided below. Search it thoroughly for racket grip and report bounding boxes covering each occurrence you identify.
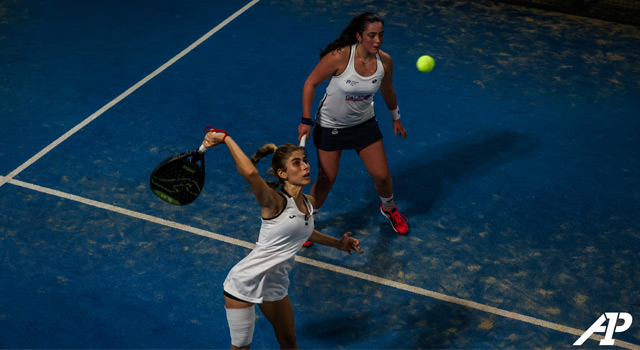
[198,144,207,153]
[299,134,307,148]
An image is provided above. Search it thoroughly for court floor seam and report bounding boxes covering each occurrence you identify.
[4,177,638,350]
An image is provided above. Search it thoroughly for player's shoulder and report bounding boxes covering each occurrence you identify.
[378,49,393,63]
[320,45,351,73]
[326,45,351,61]
[378,49,394,72]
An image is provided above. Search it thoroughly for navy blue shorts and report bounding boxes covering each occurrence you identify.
[313,117,383,151]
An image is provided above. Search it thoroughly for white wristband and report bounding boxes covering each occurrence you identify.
[390,106,401,121]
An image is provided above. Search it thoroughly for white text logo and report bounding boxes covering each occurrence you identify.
[574,313,633,346]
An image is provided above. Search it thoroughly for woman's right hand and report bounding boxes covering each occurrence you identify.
[202,130,227,148]
[339,232,363,255]
[298,123,311,143]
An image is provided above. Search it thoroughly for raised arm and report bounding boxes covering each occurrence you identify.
[203,132,284,217]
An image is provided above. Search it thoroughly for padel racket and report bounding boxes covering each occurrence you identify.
[149,127,226,205]
[299,134,307,147]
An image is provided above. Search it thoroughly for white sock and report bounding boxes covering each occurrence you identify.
[380,195,395,211]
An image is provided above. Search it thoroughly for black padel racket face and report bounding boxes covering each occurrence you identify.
[150,148,205,205]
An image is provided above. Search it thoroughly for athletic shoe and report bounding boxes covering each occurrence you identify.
[380,204,409,235]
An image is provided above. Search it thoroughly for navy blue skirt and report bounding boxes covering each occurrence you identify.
[313,117,383,151]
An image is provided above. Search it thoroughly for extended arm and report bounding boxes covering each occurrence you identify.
[308,229,363,255]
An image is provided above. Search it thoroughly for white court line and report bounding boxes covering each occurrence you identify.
[0,0,260,189]
[4,177,639,350]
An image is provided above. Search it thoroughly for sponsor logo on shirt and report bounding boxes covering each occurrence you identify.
[345,94,372,102]
[345,79,359,86]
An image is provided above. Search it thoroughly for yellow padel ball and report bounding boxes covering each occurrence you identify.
[416,55,435,73]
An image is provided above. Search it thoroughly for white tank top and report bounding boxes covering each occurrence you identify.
[316,44,385,128]
[223,190,314,303]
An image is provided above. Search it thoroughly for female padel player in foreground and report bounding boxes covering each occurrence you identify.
[202,130,363,349]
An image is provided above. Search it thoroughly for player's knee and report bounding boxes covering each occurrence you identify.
[372,173,392,188]
[317,170,337,185]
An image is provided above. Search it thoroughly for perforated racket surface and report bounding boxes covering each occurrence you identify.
[150,145,206,205]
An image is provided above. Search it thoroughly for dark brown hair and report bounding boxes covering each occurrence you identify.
[251,143,306,189]
[319,12,384,58]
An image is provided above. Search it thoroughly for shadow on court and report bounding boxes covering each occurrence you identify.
[303,129,538,302]
[394,129,538,218]
[299,301,475,348]
[319,129,537,228]
[314,129,537,238]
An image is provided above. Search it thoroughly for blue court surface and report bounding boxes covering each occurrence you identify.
[1,0,639,348]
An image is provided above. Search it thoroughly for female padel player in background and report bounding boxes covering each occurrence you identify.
[298,12,409,244]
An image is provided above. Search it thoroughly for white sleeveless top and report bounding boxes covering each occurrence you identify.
[316,44,385,128]
[223,190,314,303]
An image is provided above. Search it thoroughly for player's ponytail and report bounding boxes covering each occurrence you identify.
[251,144,280,189]
[251,144,278,165]
[319,12,384,58]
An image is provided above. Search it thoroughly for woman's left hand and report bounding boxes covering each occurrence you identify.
[339,232,363,255]
[393,119,407,139]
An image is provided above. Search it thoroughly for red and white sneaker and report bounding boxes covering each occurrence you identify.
[380,205,409,235]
